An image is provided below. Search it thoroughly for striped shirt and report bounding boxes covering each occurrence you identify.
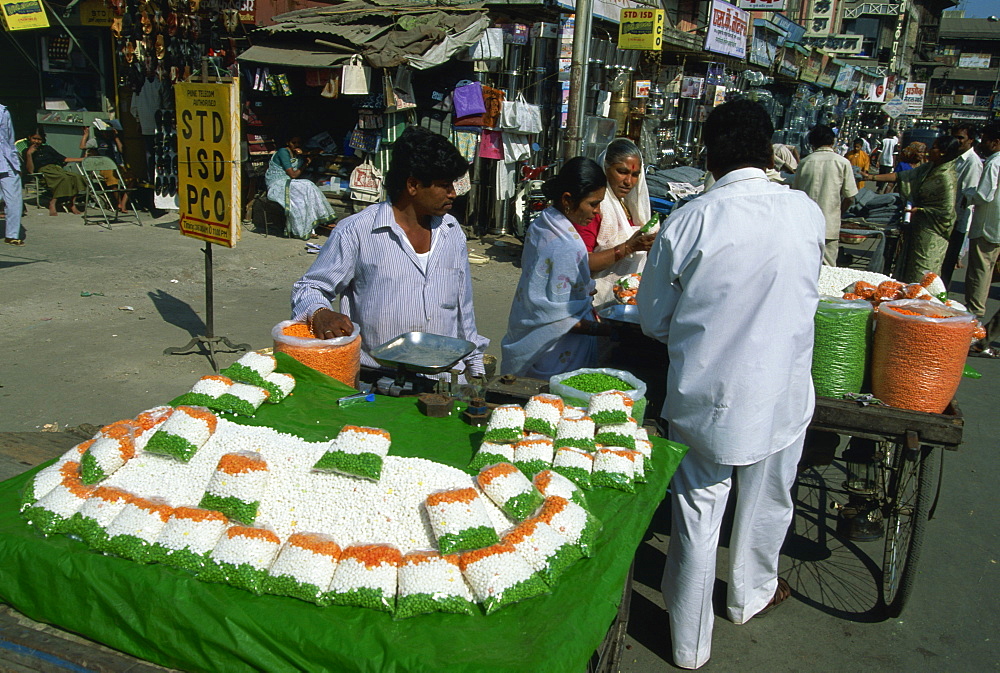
[291,200,489,374]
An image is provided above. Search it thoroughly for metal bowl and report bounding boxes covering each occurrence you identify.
[370,332,476,374]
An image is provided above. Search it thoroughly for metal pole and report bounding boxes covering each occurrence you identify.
[564,0,594,159]
[205,243,215,339]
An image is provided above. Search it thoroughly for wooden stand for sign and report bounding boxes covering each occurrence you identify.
[164,65,250,371]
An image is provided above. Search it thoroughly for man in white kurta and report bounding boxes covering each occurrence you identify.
[941,124,983,288]
[638,99,825,670]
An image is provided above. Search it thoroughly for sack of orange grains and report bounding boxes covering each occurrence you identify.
[271,320,361,388]
[871,299,976,414]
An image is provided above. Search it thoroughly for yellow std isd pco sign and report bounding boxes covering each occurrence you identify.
[618,8,665,50]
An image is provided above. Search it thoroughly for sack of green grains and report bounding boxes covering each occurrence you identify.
[812,296,873,398]
[550,368,647,421]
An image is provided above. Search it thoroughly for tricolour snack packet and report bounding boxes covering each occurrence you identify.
[512,436,555,478]
[326,544,402,613]
[143,406,218,463]
[503,516,584,584]
[313,425,391,481]
[264,532,342,604]
[551,447,594,490]
[523,394,564,437]
[483,404,526,443]
[477,463,544,521]
[151,506,229,572]
[425,487,500,555]
[395,550,477,619]
[200,526,282,595]
[199,452,269,525]
[460,542,549,615]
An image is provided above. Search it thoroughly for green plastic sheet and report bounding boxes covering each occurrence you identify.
[0,353,687,673]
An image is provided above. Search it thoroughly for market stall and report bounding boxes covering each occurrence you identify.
[0,352,686,673]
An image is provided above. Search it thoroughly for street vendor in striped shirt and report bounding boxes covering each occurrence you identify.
[291,126,489,376]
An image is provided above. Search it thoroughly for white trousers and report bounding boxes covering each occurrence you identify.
[662,431,804,669]
[0,171,22,240]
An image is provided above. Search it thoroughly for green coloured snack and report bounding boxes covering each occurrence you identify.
[560,372,635,393]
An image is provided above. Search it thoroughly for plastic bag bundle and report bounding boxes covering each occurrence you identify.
[483,404,526,443]
[593,418,638,450]
[312,425,391,481]
[591,449,637,492]
[68,486,131,546]
[215,382,270,417]
[587,390,634,425]
[477,463,544,520]
[200,526,283,595]
[533,469,588,508]
[151,506,229,572]
[872,299,976,413]
[425,487,500,555]
[468,440,515,471]
[220,351,277,388]
[326,544,402,613]
[272,320,361,388]
[812,297,873,398]
[81,421,138,484]
[264,532,342,604]
[144,406,218,462]
[199,452,269,525]
[459,542,549,615]
[550,367,648,421]
[554,416,596,452]
[523,394,564,437]
[23,462,93,535]
[503,517,584,585]
[261,372,296,404]
[395,550,477,619]
[551,447,594,489]
[173,375,233,409]
[100,495,173,562]
[512,436,554,478]
[536,496,601,557]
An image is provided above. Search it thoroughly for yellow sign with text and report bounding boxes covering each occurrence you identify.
[175,82,241,248]
[618,8,665,50]
[0,0,49,30]
[79,0,113,26]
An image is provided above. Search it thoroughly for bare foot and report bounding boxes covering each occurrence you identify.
[71,207,83,215]
[49,209,58,216]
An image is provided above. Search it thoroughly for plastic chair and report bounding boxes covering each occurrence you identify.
[77,156,142,229]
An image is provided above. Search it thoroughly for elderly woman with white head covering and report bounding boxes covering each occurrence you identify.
[573,138,658,309]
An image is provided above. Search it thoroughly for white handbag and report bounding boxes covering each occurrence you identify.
[349,160,384,204]
[341,55,371,96]
[500,93,543,134]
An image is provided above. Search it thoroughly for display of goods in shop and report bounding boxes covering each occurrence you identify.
[19,365,660,617]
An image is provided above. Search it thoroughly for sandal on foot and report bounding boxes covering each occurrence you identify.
[4,238,25,246]
[755,577,791,618]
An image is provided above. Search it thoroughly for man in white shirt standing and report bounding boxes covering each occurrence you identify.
[963,122,1000,321]
[794,124,858,265]
[637,100,825,670]
[0,102,23,246]
[941,123,984,288]
[878,129,898,174]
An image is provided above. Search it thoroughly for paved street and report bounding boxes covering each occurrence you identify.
[1,208,998,671]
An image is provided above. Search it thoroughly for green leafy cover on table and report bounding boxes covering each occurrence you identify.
[0,352,688,673]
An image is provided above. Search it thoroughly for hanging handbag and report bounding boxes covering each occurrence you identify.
[478,129,504,160]
[481,85,504,128]
[393,65,417,110]
[452,81,487,118]
[341,55,371,95]
[515,93,543,134]
[347,127,380,155]
[349,160,384,204]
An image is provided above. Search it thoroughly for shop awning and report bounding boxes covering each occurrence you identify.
[238,45,352,68]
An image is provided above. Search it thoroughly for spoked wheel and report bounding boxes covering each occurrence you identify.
[880,432,936,618]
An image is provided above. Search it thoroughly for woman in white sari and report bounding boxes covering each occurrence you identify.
[501,158,613,378]
[573,139,658,309]
[265,136,336,240]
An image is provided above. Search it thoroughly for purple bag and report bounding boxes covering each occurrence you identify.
[453,81,487,118]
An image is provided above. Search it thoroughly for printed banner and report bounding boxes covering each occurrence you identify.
[902,81,926,116]
[175,82,242,248]
[805,0,835,35]
[801,34,862,54]
[0,0,48,30]
[865,77,887,103]
[738,0,785,9]
[771,13,806,44]
[705,0,749,60]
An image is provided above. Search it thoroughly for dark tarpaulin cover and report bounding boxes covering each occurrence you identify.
[0,353,687,673]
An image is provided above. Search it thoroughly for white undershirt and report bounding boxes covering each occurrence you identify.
[401,226,437,273]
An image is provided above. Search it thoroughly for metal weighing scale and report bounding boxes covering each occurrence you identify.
[370,333,480,415]
[597,303,641,325]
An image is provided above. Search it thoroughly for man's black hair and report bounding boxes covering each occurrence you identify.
[385,126,468,203]
[951,122,979,141]
[885,129,897,138]
[808,124,837,149]
[703,99,774,173]
[982,122,1000,142]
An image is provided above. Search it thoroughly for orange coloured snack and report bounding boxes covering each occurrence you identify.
[273,321,361,387]
[871,301,974,413]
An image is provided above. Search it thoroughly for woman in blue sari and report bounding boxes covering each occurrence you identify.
[265,136,336,239]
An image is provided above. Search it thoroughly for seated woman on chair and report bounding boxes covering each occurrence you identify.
[81,124,130,213]
[24,128,85,216]
[264,136,336,240]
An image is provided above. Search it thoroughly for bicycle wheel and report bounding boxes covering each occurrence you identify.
[881,438,936,618]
